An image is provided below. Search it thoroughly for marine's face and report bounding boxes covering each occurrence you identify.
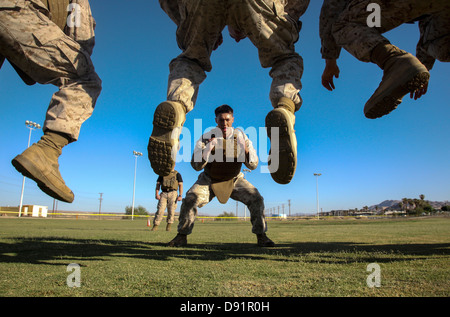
[215,112,234,137]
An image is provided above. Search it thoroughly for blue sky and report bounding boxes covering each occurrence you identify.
[1,1,449,216]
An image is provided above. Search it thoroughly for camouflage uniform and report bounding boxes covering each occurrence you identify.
[0,0,102,141]
[416,11,450,70]
[320,0,450,68]
[177,127,267,235]
[159,0,309,112]
[154,171,183,226]
[154,190,179,225]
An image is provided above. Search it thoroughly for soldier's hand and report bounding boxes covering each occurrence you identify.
[237,133,249,155]
[177,195,183,201]
[410,82,428,100]
[322,59,340,91]
[155,193,161,200]
[203,137,217,161]
[206,137,218,151]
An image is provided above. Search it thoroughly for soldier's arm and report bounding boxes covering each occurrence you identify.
[244,137,258,171]
[155,182,161,200]
[177,182,183,201]
[416,19,436,72]
[319,0,347,90]
[319,0,347,61]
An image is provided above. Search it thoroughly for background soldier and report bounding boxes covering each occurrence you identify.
[152,169,183,231]
[168,105,275,248]
[320,0,449,119]
[149,0,310,185]
[1,0,102,203]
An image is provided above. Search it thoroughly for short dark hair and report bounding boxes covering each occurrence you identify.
[215,105,233,117]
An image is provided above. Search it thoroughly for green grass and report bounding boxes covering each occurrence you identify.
[0,216,449,297]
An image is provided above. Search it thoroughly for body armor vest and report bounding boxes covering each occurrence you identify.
[161,171,179,191]
[204,134,244,204]
[204,134,242,182]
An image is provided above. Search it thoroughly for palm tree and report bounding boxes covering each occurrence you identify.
[402,198,409,212]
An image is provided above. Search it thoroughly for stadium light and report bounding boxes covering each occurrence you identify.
[131,151,143,220]
[18,121,41,217]
[314,173,322,219]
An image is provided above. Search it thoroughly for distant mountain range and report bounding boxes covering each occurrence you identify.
[368,199,449,210]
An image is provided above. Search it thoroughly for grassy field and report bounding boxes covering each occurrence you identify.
[0,216,449,297]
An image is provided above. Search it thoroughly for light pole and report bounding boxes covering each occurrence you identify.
[314,173,322,219]
[131,151,142,220]
[18,121,41,217]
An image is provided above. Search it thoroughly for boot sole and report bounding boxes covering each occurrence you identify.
[265,110,297,184]
[12,155,74,203]
[365,71,430,119]
[148,102,185,176]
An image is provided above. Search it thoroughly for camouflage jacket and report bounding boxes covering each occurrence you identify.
[319,0,349,60]
[159,0,310,25]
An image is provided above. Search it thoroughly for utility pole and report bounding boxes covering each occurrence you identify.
[288,199,291,217]
[131,151,143,220]
[314,173,322,219]
[98,193,103,218]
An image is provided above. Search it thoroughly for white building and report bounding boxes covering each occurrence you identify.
[21,205,48,217]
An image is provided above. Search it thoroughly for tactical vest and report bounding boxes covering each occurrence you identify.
[204,134,242,182]
[161,171,179,191]
[204,134,243,204]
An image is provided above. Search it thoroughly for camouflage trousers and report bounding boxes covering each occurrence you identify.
[154,190,178,225]
[331,0,450,67]
[0,0,102,141]
[166,0,304,112]
[177,172,268,235]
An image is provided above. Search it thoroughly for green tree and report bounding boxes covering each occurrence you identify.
[125,205,149,216]
[402,198,409,212]
[216,211,236,221]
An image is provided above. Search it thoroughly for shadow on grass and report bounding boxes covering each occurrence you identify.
[1,237,449,265]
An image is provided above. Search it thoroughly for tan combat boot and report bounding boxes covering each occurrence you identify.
[265,97,297,184]
[364,44,430,119]
[151,224,159,231]
[257,233,275,247]
[166,223,172,231]
[168,233,187,247]
[11,131,74,203]
[148,101,186,176]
